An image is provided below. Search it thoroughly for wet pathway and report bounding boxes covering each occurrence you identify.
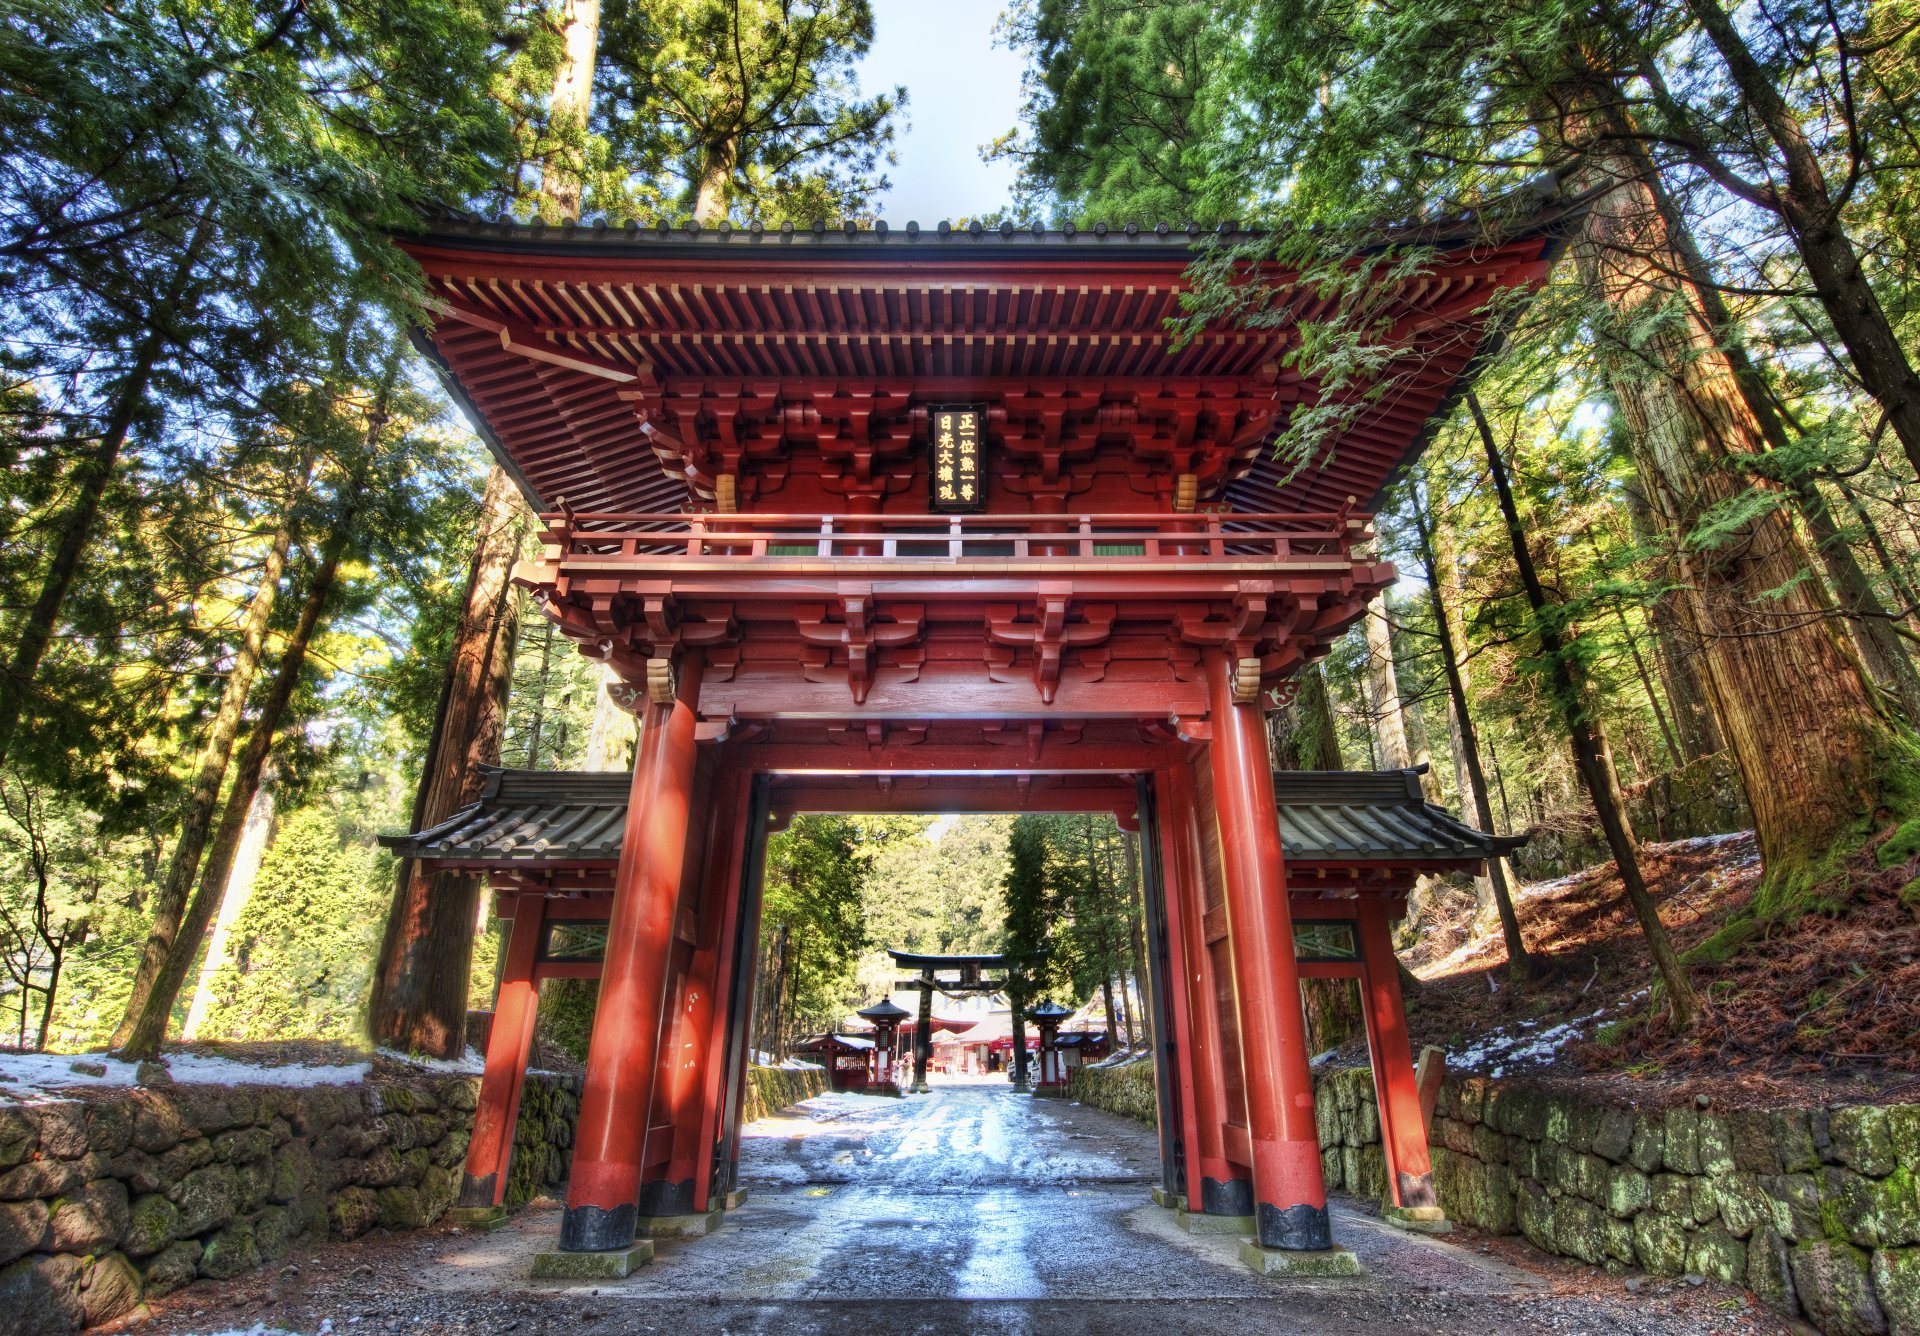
[124,1077,1783,1334]
[405,1078,1772,1333]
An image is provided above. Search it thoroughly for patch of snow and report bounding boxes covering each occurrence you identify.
[1449,1005,1613,1078]
[0,1051,373,1100]
[376,1046,484,1075]
[777,1058,823,1071]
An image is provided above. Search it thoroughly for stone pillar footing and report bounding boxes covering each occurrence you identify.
[531,1242,654,1280]
[909,1082,930,1094]
[1149,1186,1180,1210]
[638,1207,725,1238]
[1031,1087,1068,1099]
[445,1206,509,1231]
[723,1188,751,1210]
[1383,1205,1452,1235]
[1238,1240,1363,1277]
[1177,1208,1256,1235]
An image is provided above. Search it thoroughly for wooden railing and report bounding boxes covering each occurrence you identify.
[538,511,1370,564]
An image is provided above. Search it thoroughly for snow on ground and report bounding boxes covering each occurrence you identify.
[374,1046,483,1075]
[0,1050,376,1100]
[1447,990,1649,1078]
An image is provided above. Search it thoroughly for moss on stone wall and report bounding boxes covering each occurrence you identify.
[740,1065,828,1124]
[1066,1058,1157,1127]
[1317,1065,1920,1336]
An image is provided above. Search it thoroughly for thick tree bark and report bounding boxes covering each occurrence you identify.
[1625,486,1724,760]
[1362,595,1414,770]
[116,520,353,1060]
[693,138,737,225]
[181,778,273,1041]
[1473,393,1698,1026]
[1566,132,1915,909]
[0,219,212,770]
[1678,0,1920,483]
[1410,476,1533,978]
[1269,663,1342,770]
[543,0,602,218]
[582,666,635,769]
[1621,132,1920,724]
[369,466,526,1057]
[111,471,307,1050]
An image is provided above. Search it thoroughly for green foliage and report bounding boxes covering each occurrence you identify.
[990,0,1233,221]
[760,815,871,1039]
[198,809,389,1043]
[583,0,904,223]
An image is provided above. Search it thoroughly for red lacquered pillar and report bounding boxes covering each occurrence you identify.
[691,769,753,1213]
[1205,650,1331,1251]
[1159,765,1246,1216]
[458,893,545,1208]
[560,653,704,1253]
[1357,898,1438,1210]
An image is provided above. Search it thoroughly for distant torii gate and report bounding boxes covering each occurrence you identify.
[887,950,1012,1093]
[386,202,1565,1277]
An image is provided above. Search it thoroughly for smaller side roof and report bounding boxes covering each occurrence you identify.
[1272,768,1526,864]
[383,766,1523,870]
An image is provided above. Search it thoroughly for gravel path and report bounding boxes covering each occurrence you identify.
[106,1077,1791,1335]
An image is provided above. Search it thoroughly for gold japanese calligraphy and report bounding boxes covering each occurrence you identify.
[930,406,985,512]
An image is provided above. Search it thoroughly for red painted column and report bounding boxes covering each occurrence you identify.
[458,893,546,1208]
[1159,767,1251,1213]
[1356,898,1438,1210]
[1144,767,1205,1213]
[560,653,704,1253]
[691,768,753,1213]
[1205,650,1331,1251]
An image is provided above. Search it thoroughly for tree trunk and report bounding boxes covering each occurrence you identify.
[1678,0,1920,483]
[1621,130,1920,724]
[1411,473,1534,977]
[1100,976,1119,1048]
[117,506,355,1060]
[1362,595,1414,770]
[0,218,213,770]
[369,466,526,1057]
[583,666,635,770]
[1121,829,1153,1053]
[1625,485,1724,759]
[1269,663,1342,770]
[111,472,307,1050]
[181,777,273,1041]
[542,0,602,219]
[693,138,737,225]
[1473,393,1698,1026]
[35,944,62,1053]
[1565,129,1916,914]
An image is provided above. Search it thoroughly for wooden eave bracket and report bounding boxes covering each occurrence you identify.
[442,304,644,384]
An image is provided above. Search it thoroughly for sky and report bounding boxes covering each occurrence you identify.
[855,2,1025,223]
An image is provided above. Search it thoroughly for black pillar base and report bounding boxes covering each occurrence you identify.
[1397,1170,1437,1209]
[637,1178,696,1218]
[1200,1176,1255,1218]
[456,1171,498,1210]
[559,1202,638,1253]
[1256,1200,1332,1251]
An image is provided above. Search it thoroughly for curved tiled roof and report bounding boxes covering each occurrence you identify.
[382,766,1522,867]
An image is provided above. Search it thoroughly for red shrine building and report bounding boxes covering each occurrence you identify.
[385,208,1562,1273]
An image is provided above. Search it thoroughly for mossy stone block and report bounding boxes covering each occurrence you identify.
[1870,1247,1919,1335]
[1789,1239,1886,1336]
[1633,1211,1689,1277]
[531,1243,652,1280]
[1237,1241,1362,1277]
[1830,1107,1898,1178]
[1685,1226,1746,1284]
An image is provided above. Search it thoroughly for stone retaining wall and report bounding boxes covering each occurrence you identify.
[741,1065,828,1124]
[0,1071,576,1334]
[1317,1066,1919,1335]
[1067,1058,1156,1126]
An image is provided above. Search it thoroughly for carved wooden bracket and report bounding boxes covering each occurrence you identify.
[646,658,676,706]
[1231,657,1264,706]
[986,596,1116,704]
[795,597,926,704]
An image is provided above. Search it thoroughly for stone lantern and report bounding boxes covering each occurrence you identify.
[855,998,910,1095]
[1028,1001,1073,1095]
